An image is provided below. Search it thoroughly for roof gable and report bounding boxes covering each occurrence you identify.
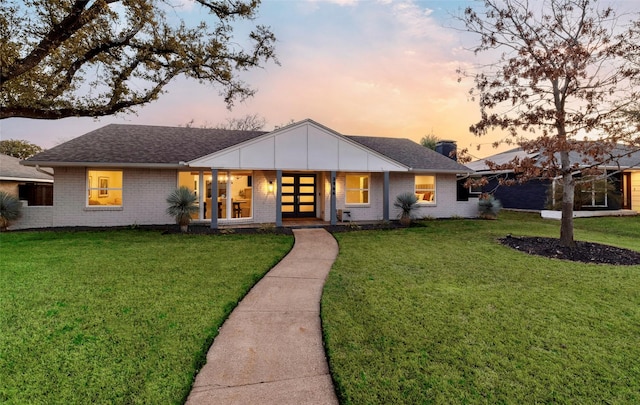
[187,119,409,171]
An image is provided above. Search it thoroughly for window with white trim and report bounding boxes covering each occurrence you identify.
[345,174,369,205]
[177,170,253,220]
[580,174,608,207]
[87,170,123,206]
[415,175,436,204]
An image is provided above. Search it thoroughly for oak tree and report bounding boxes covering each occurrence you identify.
[461,0,640,247]
[0,0,277,120]
[0,139,43,159]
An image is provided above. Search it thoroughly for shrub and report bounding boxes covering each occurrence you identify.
[394,192,419,226]
[257,223,277,233]
[478,193,502,219]
[166,187,198,232]
[0,191,22,231]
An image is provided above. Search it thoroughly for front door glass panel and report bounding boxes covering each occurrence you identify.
[281,174,316,218]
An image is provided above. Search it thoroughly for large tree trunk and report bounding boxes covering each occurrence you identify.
[559,159,575,247]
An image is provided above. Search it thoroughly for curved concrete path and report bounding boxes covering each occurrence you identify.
[186,228,340,405]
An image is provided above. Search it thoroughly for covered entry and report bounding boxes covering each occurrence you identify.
[186,119,409,228]
[281,174,316,218]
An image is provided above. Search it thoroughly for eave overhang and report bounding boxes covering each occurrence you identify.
[20,161,185,169]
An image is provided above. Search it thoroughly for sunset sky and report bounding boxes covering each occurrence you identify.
[1,0,633,159]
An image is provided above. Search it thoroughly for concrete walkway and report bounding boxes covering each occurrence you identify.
[186,228,340,405]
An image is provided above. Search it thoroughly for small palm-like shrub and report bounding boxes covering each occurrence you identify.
[0,191,22,231]
[394,192,419,226]
[478,193,502,219]
[166,187,198,232]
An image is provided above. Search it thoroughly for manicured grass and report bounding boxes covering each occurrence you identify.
[0,230,293,404]
[322,212,640,404]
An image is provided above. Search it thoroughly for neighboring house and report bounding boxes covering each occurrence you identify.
[467,146,640,211]
[0,153,53,205]
[20,119,476,229]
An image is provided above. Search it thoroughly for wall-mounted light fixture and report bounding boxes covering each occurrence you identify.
[268,180,274,194]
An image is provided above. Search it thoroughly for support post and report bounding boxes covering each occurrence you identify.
[383,171,390,221]
[330,171,337,225]
[275,170,282,227]
[198,171,204,220]
[210,169,218,229]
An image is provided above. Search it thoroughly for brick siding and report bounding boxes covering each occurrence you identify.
[11,168,477,229]
[51,167,175,227]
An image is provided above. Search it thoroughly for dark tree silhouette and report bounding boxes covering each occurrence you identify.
[1,0,277,120]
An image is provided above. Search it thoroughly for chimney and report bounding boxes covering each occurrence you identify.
[435,140,457,161]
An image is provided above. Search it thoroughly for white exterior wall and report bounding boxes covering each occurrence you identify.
[453,198,479,218]
[333,172,478,221]
[250,170,278,224]
[12,167,477,229]
[319,172,330,221]
[334,172,384,221]
[51,167,175,227]
[10,205,54,230]
[410,173,478,219]
[389,173,478,219]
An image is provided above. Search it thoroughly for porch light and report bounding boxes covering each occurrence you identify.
[268,181,274,194]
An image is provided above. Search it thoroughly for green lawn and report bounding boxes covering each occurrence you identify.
[322,212,640,404]
[0,230,293,404]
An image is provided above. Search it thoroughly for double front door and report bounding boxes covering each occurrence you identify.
[281,174,316,218]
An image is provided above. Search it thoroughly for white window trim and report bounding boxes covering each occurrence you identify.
[217,171,254,220]
[86,169,123,208]
[345,173,371,207]
[468,179,483,196]
[415,174,437,205]
[581,176,608,208]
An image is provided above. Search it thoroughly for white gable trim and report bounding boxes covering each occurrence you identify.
[187,119,408,172]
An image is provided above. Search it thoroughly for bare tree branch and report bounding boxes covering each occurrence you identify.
[460,0,640,246]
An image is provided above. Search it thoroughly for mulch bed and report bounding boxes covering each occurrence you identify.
[500,235,640,265]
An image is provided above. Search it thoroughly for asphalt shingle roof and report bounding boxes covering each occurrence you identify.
[1,153,54,181]
[469,145,640,172]
[27,124,268,165]
[346,135,470,172]
[25,123,471,172]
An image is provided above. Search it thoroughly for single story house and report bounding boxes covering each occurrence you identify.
[19,119,477,229]
[0,153,53,205]
[467,146,640,212]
